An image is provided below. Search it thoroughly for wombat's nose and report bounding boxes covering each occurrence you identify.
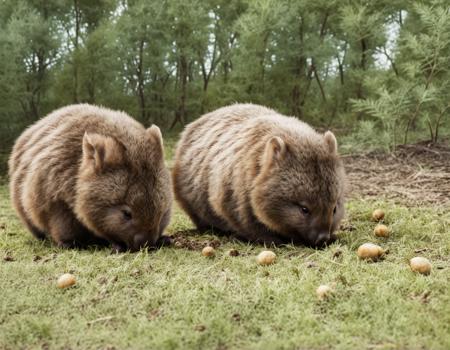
[314,232,331,247]
[133,233,150,250]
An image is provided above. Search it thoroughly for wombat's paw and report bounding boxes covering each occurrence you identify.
[155,235,172,248]
[328,233,338,244]
[56,240,76,249]
[111,242,127,253]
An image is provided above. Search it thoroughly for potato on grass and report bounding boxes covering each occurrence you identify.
[410,257,432,275]
[202,246,215,257]
[257,250,276,265]
[357,243,384,261]
[374,224,389,237]
[372,209,385,221]
[57,273,76,289]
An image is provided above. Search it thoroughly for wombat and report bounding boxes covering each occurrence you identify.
[172,104,346,247]
[9,104,172,252]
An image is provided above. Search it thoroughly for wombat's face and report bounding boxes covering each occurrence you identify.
[251,132,345,247]
[75,126,172,252]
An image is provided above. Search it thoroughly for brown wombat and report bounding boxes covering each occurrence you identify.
[172,104,346,247]
[9,104,172,252]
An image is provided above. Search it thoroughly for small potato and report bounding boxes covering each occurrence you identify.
[201,246,215,257]
[57,273,76,289]
[374,224,389,237]
[357,243,384,261]
[410,257,432,275]
[316,284,333,300]
[256,250,276,265]
[372,209,385,221]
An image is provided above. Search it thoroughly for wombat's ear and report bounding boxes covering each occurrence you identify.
[146,125,164,158]
[324,131,337,155]
[82,133,125,172]
[263,136,286,167]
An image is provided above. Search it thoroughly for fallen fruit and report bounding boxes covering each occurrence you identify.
[316,284,333,300]
[256,250,276,265]
[410,257,432,275]
[357,243,384,261]
[57,273,76,289]
[372,209,385,221]
[374,224,389,237]
[201,246,215,257]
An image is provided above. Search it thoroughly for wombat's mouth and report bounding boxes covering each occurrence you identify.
[308,233,337,249]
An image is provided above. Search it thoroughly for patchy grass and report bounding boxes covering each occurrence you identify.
[1,184,449,350]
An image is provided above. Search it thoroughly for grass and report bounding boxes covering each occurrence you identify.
[1,189,449,349]
[1,162,450,349]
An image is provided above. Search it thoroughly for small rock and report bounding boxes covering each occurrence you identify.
[194,325,206,332]
[332,249,343,258]
[306,261,318,268]
[316,284,333,300]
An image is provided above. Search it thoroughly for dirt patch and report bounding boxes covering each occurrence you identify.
[343,141,450,206]
[171,230,222,250]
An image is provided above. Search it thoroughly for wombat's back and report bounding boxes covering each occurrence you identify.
[173,104,270,231]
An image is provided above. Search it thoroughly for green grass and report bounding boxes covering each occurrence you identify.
[1,189,450,349]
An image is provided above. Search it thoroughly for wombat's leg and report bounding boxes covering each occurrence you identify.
[158,208,171,236]
[24,217,47,240]
[240,223,287,246]
[47,202,98,249]
[10,171,46,240]
[179,206,210,232]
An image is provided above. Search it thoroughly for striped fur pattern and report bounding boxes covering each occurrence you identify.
[173,104,346,246]
[9,104,172,252]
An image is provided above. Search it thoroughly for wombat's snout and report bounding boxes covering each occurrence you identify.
[310,231,334,248]
[132,233,159,251]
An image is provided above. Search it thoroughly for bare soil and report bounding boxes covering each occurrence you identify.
[343,141,450,206]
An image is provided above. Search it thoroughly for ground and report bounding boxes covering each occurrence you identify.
[0,141,449,350]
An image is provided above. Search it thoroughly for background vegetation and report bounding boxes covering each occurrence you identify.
[0,0,449,158]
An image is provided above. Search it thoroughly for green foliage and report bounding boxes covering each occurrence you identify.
[341,120,390,153]
[352,2,450,149]
[0,0,449,152]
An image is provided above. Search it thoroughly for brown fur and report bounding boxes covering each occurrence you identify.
[9,104,172,252]
[172,104,346,247]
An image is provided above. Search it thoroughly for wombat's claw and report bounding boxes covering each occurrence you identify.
[57,241,75,249]
[111,242,127,253]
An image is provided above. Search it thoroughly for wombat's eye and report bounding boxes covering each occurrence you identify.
[300,206,310,215]
[333,206,337,215]
[122,209,132,221]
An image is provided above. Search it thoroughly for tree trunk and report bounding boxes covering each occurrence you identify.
[171,54,188,129]
[136,39,146,122]
[73,0,81,103]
